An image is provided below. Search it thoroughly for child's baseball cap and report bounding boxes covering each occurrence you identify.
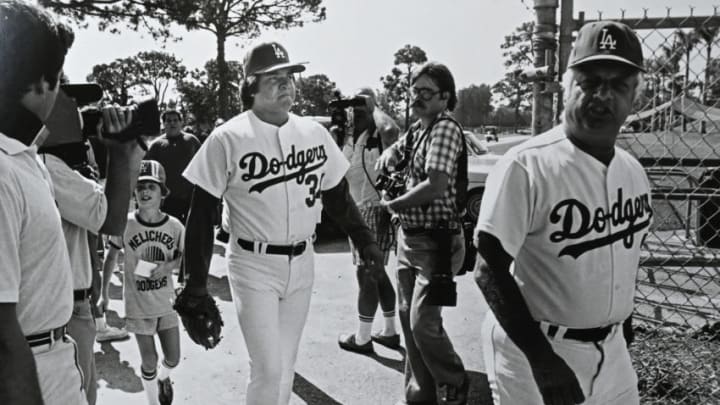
[568,20,645,72]
[138,160,170,195]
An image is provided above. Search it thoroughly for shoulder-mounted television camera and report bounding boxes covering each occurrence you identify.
[328,91,368,146]
[59,83,161,142]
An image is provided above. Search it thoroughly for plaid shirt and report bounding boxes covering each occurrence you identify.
[387,111,463,229]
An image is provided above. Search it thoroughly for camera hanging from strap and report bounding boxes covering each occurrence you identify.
[400,116,468,218]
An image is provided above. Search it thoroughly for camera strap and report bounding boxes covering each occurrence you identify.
[405,116,468,218]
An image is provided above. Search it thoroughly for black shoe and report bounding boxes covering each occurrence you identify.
[438,374,469,405]
[158,377,173,405]
[338,333,374,354]
[371,332,401,349]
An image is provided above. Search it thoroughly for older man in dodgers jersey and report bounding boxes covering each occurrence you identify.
[474,21,651,405]
[182,42,386,405]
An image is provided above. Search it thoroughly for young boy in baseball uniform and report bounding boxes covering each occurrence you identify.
[475,21,650,405]
[102,160,183,405]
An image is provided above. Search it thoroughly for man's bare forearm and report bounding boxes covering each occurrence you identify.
[0,304,43,404]
[184,186,219,294]
[101,144,144,235]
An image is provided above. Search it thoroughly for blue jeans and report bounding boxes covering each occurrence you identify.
[396,228,466,403]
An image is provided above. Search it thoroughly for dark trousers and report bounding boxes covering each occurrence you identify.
[396,228,466,402]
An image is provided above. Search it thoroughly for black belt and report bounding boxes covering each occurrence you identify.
[73,288,92,301]
[26,325,67,348]
[402,222,462,236]
[540,322,615,342]
[236,238,307,257]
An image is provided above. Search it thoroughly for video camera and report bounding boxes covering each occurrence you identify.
[59,83,161,142]
[328,91,367,146]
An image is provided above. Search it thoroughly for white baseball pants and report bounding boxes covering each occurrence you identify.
[481,311,639,405]
[227,242,315,405]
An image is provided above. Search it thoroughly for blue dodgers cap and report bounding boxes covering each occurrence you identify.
[568,20,645,72]
[243,42,307,77]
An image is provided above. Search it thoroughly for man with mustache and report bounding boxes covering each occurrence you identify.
[376,62,469,405]
[473,21,650,405]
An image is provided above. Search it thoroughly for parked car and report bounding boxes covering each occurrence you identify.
[465,132,530,222]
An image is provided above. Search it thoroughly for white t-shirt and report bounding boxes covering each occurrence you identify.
[183,111,349,246]
[110,212,183,318]
[476,126,652,328]
[0,133,73,335]
[41,153,106,290]
[342,129,382,208]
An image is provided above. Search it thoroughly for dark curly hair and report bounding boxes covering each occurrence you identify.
[0,1,74,110]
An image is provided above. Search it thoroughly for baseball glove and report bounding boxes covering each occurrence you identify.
[173,288,223,349]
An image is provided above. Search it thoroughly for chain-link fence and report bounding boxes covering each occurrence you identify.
[569,8,720,404]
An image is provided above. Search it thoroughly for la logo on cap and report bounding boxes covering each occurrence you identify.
[599,29,617,50]
[272,44,286,60]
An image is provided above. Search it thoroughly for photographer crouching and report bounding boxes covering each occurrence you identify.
[375,62,469,405]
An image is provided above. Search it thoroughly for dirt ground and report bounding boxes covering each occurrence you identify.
[95,237,493,405]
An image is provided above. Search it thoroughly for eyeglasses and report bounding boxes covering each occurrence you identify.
[409,87,440,101]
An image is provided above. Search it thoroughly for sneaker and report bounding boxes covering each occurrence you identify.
[158,377,173,405]
[437,374,469,405]
[371,331,401,349]
[96,325,129,343]
[338,333,374,354]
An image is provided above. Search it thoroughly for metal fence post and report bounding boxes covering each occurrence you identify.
[532,0,559,135]
[556,0,574,123]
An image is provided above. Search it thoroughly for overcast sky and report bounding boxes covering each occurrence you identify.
[63,0,717,98]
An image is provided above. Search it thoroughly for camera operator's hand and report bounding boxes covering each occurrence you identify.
[361,243,386,281]
[101,104,133,136]
[375,148,399,173]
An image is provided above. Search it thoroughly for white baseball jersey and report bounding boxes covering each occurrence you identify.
[183,111,349,247]
[476,126,652,328]
[110,212,183,319]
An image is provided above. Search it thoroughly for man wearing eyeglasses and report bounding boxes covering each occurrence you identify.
[376,62,469,405]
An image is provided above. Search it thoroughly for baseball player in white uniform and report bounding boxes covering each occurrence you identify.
[181,42,385,405]
[474,21,650,405]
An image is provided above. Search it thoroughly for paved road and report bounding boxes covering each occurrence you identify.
[95,237,493,405]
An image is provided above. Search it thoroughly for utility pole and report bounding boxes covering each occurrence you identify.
[532,0,559,135]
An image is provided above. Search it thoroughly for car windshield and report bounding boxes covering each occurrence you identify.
[464,132,489,155]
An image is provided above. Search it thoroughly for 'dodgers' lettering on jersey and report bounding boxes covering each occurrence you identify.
[549,188,652,259]
[239,144,327,193]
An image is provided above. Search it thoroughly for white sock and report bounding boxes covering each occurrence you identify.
[95,315,107,331]
[382,310,397,336]
[158,359,176,381]
[356,318,373,344]
[141,367,160,405]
